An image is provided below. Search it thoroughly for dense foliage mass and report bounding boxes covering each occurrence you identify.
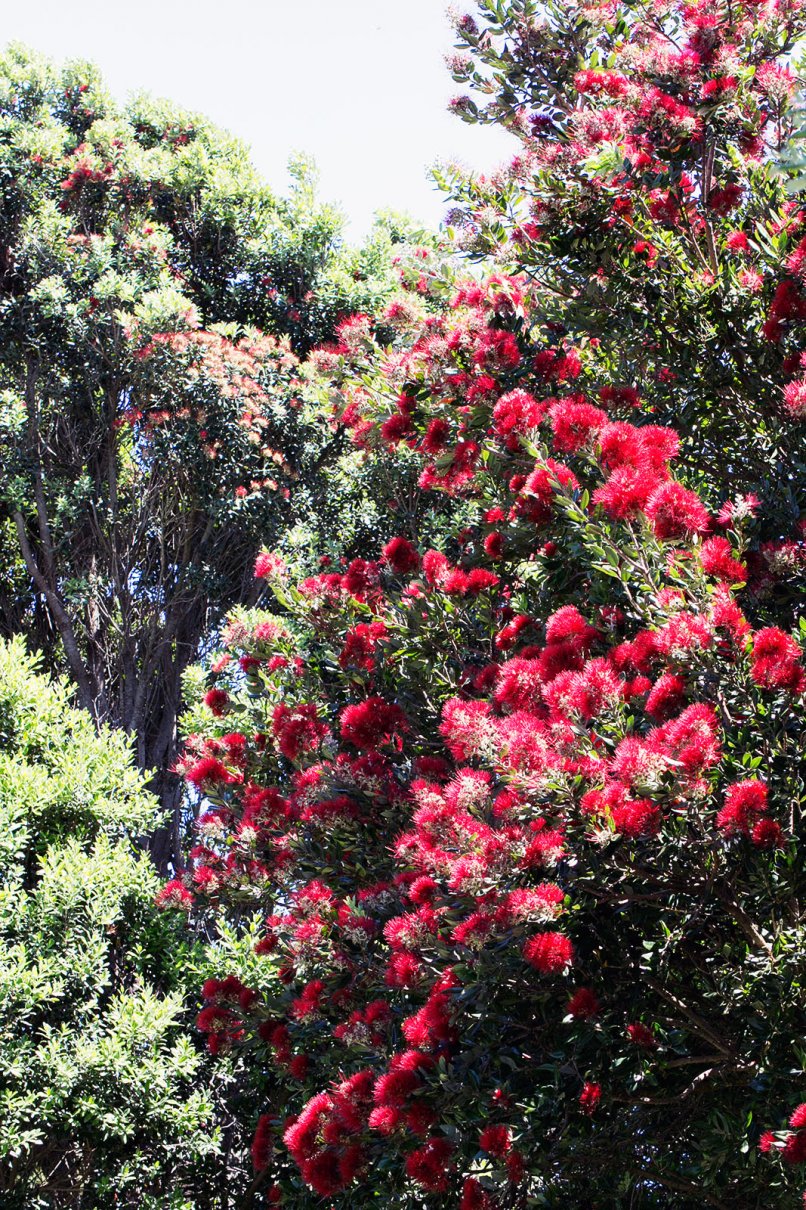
[0,45,428,865]
[163,2,806,1206]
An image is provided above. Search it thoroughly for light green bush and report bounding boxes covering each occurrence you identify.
[0,639,223,1208]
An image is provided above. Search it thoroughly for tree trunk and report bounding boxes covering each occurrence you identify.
[145,770,184,875]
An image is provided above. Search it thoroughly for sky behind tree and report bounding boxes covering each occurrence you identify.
[7,0,516,235]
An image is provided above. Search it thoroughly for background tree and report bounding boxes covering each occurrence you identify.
[0,45,426,867]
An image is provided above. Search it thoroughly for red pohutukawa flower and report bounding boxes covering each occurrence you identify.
[751,628,805,694]
[644,481,710,540]
[154,878,194,911]
[254,550,287,579]
[478,1123,512,1157]
[699,536,747,583]
[567,987,600,1019]
[716,780,769,835]
[203,687,230,716]
[523,931,575,974]
[627,1022,658,1050]
[405,1137,455,1193]
[340,697,407,750]
[382,536,420,575]
[250,1113,273,1173]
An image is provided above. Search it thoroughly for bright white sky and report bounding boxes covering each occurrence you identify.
[7,0,517,237]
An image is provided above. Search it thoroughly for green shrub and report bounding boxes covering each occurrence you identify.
[0,638,225,1208]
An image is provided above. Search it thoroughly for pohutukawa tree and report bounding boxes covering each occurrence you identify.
[160,1,805,1206]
